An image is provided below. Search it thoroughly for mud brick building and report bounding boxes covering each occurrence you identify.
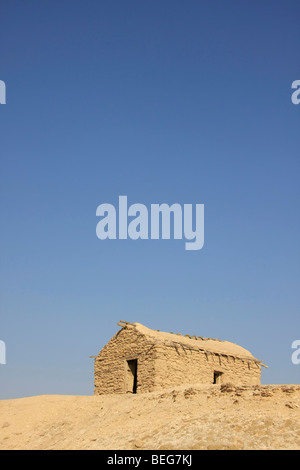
[93,321,265,394]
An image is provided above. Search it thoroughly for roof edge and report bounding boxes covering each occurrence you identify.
[116,321,266,366]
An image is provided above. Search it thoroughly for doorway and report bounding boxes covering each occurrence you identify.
[126,359,138,393]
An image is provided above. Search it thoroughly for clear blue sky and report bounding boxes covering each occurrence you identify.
[0,0,299,398]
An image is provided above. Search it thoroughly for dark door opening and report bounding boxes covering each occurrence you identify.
[213,371,223,384]
[126,359,138,393]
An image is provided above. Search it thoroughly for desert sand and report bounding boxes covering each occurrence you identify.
[0,383,299,450]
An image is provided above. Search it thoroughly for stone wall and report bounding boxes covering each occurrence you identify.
[94,326,261,395]
[94,327,156,394]
[152,343,261,389]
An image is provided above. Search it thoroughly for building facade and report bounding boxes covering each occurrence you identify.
[94,321,264,395]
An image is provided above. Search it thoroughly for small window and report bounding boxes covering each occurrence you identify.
[213,371,223,384]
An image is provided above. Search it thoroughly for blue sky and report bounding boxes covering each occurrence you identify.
[0,0,299,398]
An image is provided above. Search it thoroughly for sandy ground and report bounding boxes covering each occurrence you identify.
[0,383,299,450]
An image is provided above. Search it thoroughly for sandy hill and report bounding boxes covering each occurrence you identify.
[0,384,299,450]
